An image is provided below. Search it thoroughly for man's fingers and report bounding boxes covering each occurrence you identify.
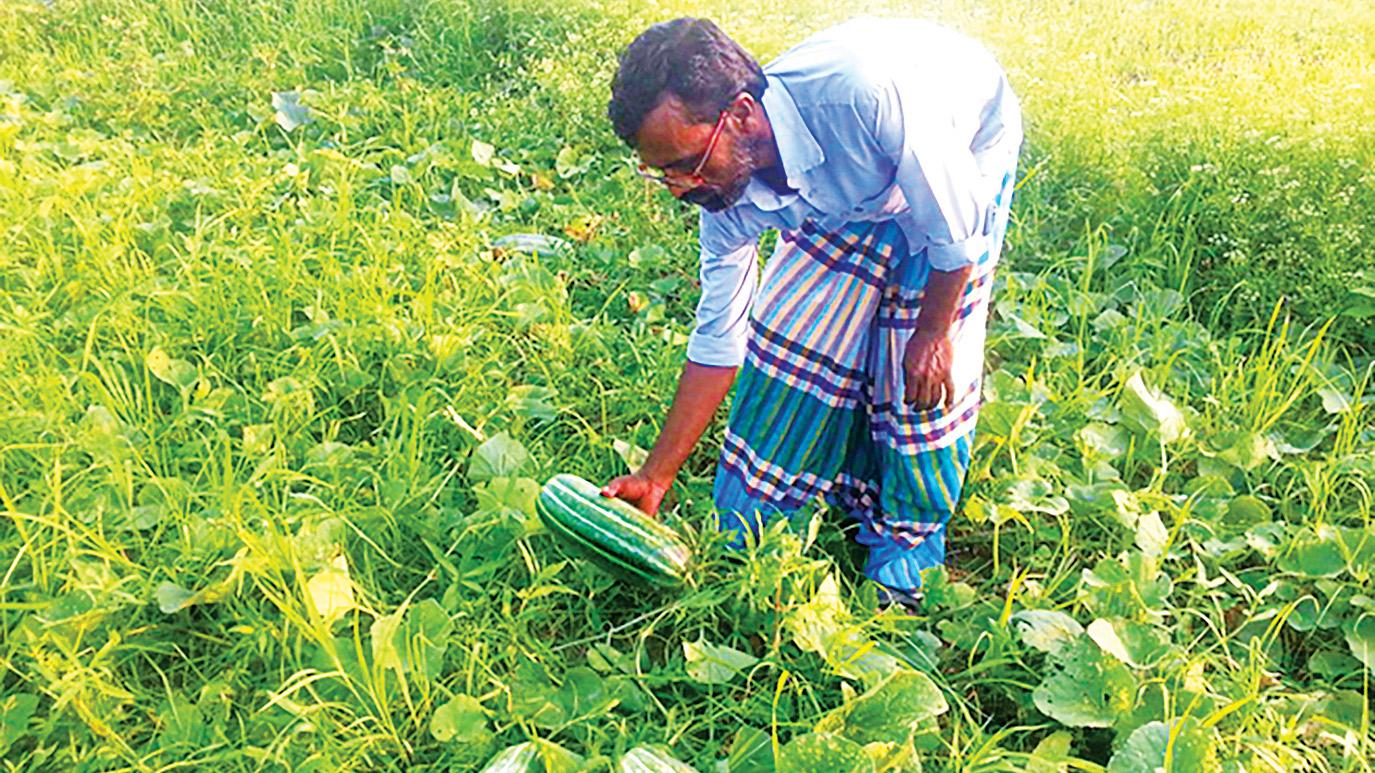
[903,367,920,405]
[944,372,957,411]
[918,378,937,411]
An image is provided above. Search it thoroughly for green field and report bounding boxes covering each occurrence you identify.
[2,0,1374,769]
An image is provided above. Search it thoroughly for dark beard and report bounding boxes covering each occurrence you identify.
[682,185,740,212]
[683,138,757,212]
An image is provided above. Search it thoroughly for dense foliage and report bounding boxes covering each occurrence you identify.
[1,0,1372,769]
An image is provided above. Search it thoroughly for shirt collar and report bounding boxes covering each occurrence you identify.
[743,74,824,211]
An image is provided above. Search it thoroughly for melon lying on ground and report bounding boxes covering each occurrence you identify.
[536,473,694,589]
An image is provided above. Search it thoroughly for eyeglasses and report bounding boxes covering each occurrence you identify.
[636,106,730,187]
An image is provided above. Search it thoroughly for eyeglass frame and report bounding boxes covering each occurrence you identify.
[635,98,736,186]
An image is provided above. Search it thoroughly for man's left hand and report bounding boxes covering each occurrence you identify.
[902,329,957,411]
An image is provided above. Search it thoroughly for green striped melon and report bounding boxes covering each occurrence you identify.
[536,473,693,589]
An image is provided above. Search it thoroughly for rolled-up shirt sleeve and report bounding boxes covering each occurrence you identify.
[869,78,994,271]
[686,213,759,367]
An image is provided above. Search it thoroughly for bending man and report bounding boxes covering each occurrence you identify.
[602,17,1022,608]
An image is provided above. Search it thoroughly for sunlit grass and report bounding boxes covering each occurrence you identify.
[1,0,1373,769]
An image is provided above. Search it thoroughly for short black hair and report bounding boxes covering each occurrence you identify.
[608,18,766,146]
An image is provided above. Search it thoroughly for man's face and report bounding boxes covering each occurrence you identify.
[634,94,756,212]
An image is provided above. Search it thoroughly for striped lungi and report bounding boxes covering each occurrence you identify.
[713,170,1015,592]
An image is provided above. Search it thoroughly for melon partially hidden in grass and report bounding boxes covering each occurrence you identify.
[535,473,693,589]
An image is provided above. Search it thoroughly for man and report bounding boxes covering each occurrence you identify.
[601,16,1021,608]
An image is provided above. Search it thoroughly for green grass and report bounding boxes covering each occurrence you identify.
[1,0,1373,769]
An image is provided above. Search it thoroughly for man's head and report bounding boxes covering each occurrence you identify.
[608,18,771,212]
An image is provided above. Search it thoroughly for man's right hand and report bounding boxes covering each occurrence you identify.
[599,360,737,518]
[601,473,672,516]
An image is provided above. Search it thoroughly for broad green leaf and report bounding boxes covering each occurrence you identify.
[724,726,774,773]
[825,670,948,746]
[827,629,910,685]
[1212,430,1277,471]
[1109,489,1144,531]
[271,91,312,132]
[507,385,558,419]
[683,635,759,685]
[861,740,922,772]
[555,666,609,718]
[262,376,313,416]
[1006,477,1070,516]
[1107,717,1218,773]
[613,438,649,472]
[146,347,198,390]
[1083,553,1172,618]
[156,582,197,614]
[306,554,354,624]
[1077,422,1128,459]
[1277,526,1347,578]
[371,599,453,682]
[430,694,490,744]
[586,642,633,674]
[1026,731,1074,773]
[1272,426,1329,455]
[554,146,590,179]
[1032,638,1135,728]
[293,517,347,570]
[1087,618,1171,669]
[508,662,566,728]
[1343,613,1375,672]
[1318,387,1353,414]
[83,404,125,436]
[1119,371,1189,444]
[1010,609,1085,656]
[242,423,274,455]
[1226,495,1271,526]
[156,692,204,749]
[787,574,847,655]
[468,431,530,483]
[0,693,38,752]
[1004,312,1047,339]
[628,244,667,268]
[1134,511,1169,557]
[1245,522,1287,558]
[777,733,874,773]
[1308,648,1361,679]
[472,139,495,167]
[473,476,540,519]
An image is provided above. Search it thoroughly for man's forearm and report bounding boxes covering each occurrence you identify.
[640,361,738,483]
[915,265,973,336]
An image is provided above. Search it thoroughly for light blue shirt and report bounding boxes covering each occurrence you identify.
[687,17,1023,367]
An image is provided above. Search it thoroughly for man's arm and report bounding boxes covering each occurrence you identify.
[862,78,993,411]
[603,226,759,514]
[601,361,737,514]
[904,264,972,410]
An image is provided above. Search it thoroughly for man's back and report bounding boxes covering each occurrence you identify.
[763,17,1019,155]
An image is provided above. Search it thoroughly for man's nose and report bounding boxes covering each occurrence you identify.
[666,179,694,198]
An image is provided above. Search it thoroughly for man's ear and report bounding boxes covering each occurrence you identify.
[726,92,756,127]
